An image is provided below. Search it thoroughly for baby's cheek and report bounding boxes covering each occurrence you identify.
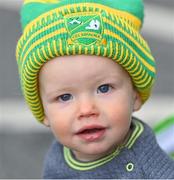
[50,120,68,137]
[106,103,125,117]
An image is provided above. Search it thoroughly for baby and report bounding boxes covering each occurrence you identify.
[16,0,174,178]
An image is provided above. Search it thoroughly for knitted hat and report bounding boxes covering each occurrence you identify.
[16,0,156,122]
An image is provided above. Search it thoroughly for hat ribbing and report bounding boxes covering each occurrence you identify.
[16,0,156,122]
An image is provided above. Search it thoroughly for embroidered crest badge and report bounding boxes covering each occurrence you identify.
[65,13,103,46]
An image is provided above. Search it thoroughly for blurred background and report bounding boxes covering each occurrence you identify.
[0,0,174,178]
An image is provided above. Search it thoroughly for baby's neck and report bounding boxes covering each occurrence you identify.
[72,128,132,162]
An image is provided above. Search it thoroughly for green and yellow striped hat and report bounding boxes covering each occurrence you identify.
[16,0,156,122]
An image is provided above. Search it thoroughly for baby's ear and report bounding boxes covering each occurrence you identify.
[133,91,142,112]
[43,116,50,127]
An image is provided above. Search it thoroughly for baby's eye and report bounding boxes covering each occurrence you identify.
[97,84,112,94]
[58,94,73,102]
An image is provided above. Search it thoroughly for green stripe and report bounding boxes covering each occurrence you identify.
[154,115,174,133]
[126,120,144,149]
[64,146,120,171]
[170,152,174,159]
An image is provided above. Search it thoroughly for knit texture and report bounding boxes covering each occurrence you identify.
[43,118,174,179]
[16,0,156,122]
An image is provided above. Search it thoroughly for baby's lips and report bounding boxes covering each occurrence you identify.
[76,124,106,134]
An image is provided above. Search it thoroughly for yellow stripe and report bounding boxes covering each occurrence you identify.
[123,53,134,69]
[25,93,39,101]
[26,60,38,73]
[126,54,135,70]
[79,45,82,54]
[21,28,66,68]
[28,103,42,111]
[25,58,38,73]
[134,69,146,80]
[104,29,155,73]
[59,39,64,55]
[135,72,148,84]
[97,46,101,56]
[31,109,43,115]
[24,79,37,87]
[24,81,37,89]
[25,93,38,100]
[113,43,119,60]
[31,110,43,118]
[26,92,38,98]
[16,42,22,61]
[108,41,113,58]
[24,0,59,5]
[86,6,90,12]
[24,80,36,90]
[104,9,109,17]
[119,50,128,65]
[85,47,88,55]
[23,75,35,87]
[24,86,37,93]
[32,111,43,118]
[103,47,107,57]
[27,102,40,110]
[53,40,59,56]
[37,48,46,63]
[137,76,152,88]
[24,68,36,79]
[23,71,37,83]
[47,42,54,58]
[80,5,83,12]
[129,60,140,74]
[33,52,43,66]
[42,46,50,60]
[34,113,43,120]
[25,88,38,96]
[117,45,124,63]
[66,47,70,55]
[72,45,76,55]
[91,45,94,55]
[30,105,42,113]
[30,57,40,69]
[67,5,71,14]
[103,17,153,62]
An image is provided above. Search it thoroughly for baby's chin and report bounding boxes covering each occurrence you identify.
[71,143,119,162]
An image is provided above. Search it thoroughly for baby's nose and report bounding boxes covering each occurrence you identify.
[77,97,99,120]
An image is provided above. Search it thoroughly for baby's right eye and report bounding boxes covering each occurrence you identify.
[58,94,73,102]
[97,84,112,94]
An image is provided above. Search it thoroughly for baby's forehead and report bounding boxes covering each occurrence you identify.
[40,55,130,79]
[39,55,132,91]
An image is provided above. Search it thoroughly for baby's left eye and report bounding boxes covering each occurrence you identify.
[97,84,112,94]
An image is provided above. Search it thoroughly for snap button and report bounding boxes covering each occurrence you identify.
[126,162,134,172]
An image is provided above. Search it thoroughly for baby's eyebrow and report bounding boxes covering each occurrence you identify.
[96,74,124,82]
[45,87,72,96]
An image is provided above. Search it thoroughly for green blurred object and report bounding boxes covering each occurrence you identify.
[154,115,174,133]
[153,115,174,159]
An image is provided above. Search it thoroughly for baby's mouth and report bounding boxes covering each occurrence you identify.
[76,125,106,142]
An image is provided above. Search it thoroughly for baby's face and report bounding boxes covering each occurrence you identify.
[39,55,141,161]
